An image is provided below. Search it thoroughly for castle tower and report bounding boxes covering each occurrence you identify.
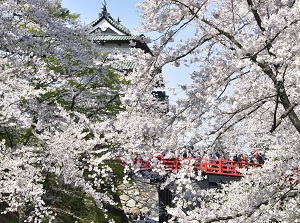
[88,1,169,112]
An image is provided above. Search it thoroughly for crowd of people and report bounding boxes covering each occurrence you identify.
[232,150,266,164]
[208,149,266,165]
[126,211,153,222]
[161,145,267,165]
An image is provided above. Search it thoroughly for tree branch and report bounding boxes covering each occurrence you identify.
[246,0,265,32]
[270,102,298,133]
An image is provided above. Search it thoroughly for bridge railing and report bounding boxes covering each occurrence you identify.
[193,158,262,176]
[133,156,262,177]
[133,158,151,171]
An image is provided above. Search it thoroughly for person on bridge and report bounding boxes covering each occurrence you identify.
[210,152,218,160]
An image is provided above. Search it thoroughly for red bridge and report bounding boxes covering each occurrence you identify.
[131,155,298,223]
[133,155,262,177]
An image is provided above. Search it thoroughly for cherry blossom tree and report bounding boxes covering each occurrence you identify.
[109,0,300,222]
[0,0,126,222]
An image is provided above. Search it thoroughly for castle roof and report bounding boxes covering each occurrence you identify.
[88,3,136,43]
[87,2,152,55]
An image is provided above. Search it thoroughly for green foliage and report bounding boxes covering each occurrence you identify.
[39,173,128,223]
[0,202,19,223]
[51,1,80,22]
[106,160,126,186]
[0,125,39,148]
[43,56,65,75]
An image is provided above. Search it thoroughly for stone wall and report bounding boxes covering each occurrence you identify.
[118,181,159,218]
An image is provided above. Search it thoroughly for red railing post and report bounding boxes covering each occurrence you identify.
[219,159,222,174]
[146,160,150,170]
[202,158,208,172]
[234,162,238,175]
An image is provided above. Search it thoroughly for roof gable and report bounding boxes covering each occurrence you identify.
[89,8,132,37]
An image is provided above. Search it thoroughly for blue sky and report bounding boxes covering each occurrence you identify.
[61,0,142,32]
[61,0,191,103]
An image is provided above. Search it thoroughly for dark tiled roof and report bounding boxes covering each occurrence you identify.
[89,34,138,42]
[111,61,136,72]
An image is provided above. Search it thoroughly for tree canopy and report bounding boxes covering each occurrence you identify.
[1,0,300,222]
[109,0,300,222]
[0,0,126,222]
